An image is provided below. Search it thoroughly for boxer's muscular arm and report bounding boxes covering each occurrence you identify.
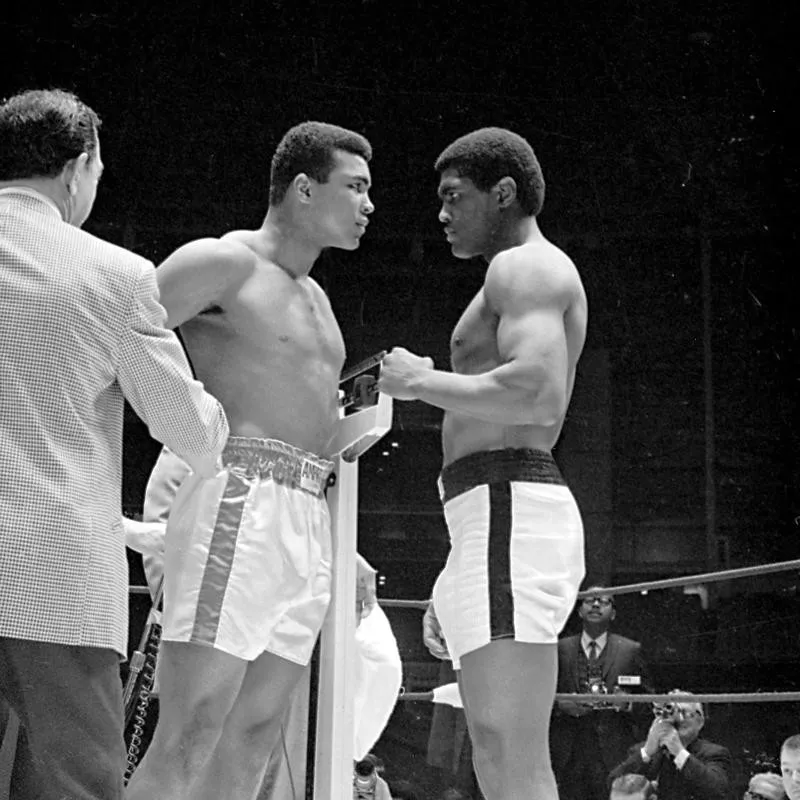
[410,249,573,426]
[155,238,256,329]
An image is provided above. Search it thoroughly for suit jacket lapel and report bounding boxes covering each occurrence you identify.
[570,636,582,689]
[602,633,618,683]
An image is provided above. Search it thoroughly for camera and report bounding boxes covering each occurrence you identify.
[583,676,608,696]
[353,757,378,799]
[652,702,683,724]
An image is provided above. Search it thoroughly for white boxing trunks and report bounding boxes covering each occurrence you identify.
[161,437,334,665]
[432,448,585,669]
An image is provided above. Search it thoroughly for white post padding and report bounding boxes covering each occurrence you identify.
[314,393,392,799]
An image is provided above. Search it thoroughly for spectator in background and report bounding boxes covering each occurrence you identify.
[781,735,800,800]
[353,753,391,799]
[550,587,652,800]
[610,773,657,800]
[744,772,785,800]
[609,691,732,800]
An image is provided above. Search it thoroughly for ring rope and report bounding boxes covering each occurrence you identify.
[128,558,800,600]
[399,690,800,705]
[245,557,798,611]
[575,558,800,599]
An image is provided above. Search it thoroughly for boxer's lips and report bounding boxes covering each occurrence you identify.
[444,227,456,241]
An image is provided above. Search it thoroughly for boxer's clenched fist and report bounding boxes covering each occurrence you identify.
[377,347,434,401]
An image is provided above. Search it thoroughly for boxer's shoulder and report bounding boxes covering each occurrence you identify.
[155,236,259,326]
[189,234,257,271]
[159,236,257,284]
[485,242,580,309]
[488,241,574,282]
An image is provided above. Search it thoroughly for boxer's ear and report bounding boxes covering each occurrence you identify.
[293,172,313,202]
[494,176,517,209]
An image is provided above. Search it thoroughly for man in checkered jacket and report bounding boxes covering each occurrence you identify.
[0,88,229,800]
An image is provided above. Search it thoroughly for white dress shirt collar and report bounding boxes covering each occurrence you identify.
[581,630,608,657]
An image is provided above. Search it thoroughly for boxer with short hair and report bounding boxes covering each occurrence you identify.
[379,127,587,800]
[126,121,376,800]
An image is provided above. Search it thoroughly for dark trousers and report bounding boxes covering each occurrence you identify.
[555,718,614,800]
[0,636,125,800]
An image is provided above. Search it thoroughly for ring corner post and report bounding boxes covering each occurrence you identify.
[313,392,393,799]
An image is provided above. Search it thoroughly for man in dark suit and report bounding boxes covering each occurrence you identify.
[609,692,733,800]
[550,587,652,800]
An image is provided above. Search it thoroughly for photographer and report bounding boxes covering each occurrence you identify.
[353,754,392,800]
[608,691,732,800]
[744,772,785,800]
[550,588,652,800]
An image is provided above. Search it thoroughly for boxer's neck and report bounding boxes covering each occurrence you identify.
[258,210,320,278]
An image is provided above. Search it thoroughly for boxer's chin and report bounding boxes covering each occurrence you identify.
[450,242,475,260]
[328,234,359,251]
[341,236,361,251]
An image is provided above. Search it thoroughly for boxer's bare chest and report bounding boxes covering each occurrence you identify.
[450,288,499,375]
[238,267,343,363]
[187,264,344,371]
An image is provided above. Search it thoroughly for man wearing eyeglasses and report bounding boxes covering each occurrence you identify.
[550,588,652,800]
[781,734,800,800]
[744,771,786,800]
[608,690,732,800]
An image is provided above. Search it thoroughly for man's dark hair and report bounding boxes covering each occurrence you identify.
[610,773,656,797]
[269,121,372,206]
[0,88,101,180]
[434,127,545,216]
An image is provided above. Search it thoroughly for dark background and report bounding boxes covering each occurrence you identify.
[3,0,798,793]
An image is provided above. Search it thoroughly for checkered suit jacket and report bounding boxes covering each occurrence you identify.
[0,188,229,656]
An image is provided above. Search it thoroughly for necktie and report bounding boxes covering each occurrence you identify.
[588,640,598,663]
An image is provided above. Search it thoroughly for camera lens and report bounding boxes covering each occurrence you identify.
[354,759,376,778]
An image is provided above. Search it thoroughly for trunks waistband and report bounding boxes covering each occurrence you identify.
[438,448,565,504]
[223,437,334,497]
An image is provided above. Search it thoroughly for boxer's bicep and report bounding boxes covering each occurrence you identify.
[156,238,252,328]
[496,306,568,389]
[488,253,571,422]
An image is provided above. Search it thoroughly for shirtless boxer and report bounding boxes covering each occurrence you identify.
[379,128,587,800]
[126,122,375,800]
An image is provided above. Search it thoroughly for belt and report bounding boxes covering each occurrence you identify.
[222,437,334,497]
[438,447,565,503]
